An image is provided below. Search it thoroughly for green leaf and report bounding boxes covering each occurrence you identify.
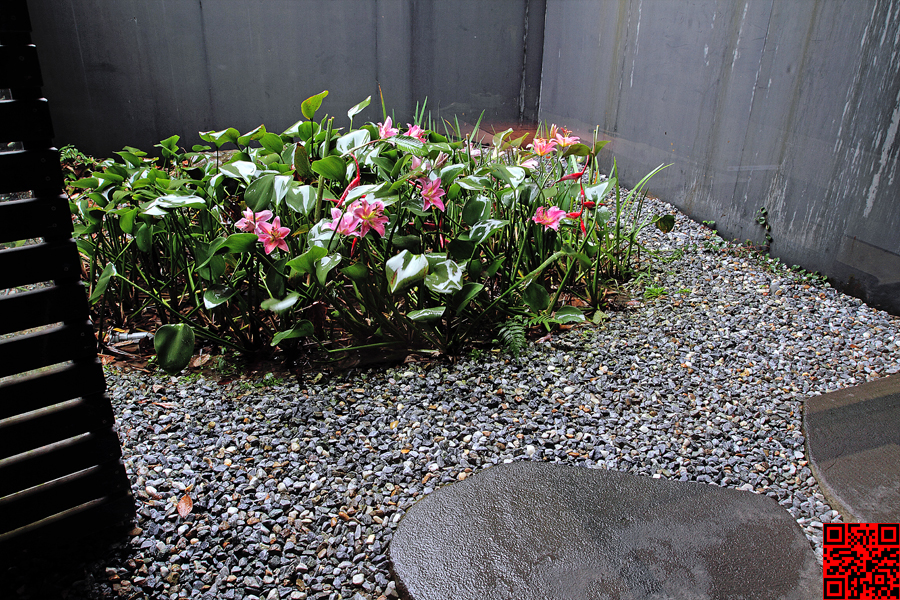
[454,282,484,313]
[285,184,317,215]
[286,245,328,275]
[237,125,266,147]
[654,214,676,233]
[271,321,314,346]
[155,134,180,158]
[393,135,426,156]
[462,194,491,226]
[219,160,257,183]
[311,155,347,182]
[340,262,369,282]
[261,292,300,313]
[336,129,371,155]
[245,173,292,211]
[457,175,490,190]
[88,263,117,304]
[407,306,446,322]
[70,177,99,189]
[283,119,319,141]
[460,219,508,245]
[154,323,195,375]
[391,234,421,251]
[134,222,152,252]
[385,250,429,294]
[292,143,314,178]
[555,306,586,323]
[522,282,550,312]
[489,165,526,190]
[260,132,284,154]
[561,143,591,157]
[438,163,466,188]
[203,286,238,309]
[199,127,240,148]
[301,90,329,120]
[315,254,341,286]
[119,207,138,234]
[307,220,341,251]
[347,96,371,120]
[424,259,464,294]
[592,140,610,156]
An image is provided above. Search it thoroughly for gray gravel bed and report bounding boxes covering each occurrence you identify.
[29,197,900,599]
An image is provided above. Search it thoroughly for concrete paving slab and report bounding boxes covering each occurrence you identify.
[804,374,900,523]
[389,462,821,600]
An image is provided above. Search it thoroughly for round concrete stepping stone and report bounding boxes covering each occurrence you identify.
[389,462,821,600]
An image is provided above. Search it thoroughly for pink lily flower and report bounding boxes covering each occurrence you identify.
[532,206,566,231]
[377,116,398,139]
[418,178,446,212]
[350,196,389,237]
[325,207,361,237]
[406,123,427,142]
[550,124,580,147]
[257,216,291,254]
[529,137,558,156]
[234,208,273,233]
[519,158,539,170]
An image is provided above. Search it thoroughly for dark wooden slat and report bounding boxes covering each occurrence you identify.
[0,148,61,194]
[0,493,135,560]
[0,194,73,243]
[0,394,116,459]
[0,361,106,420]
[0,321,97,379]
[0,283,88,335]
[0,2,32,32]
[0,45,41,89]
[0,240,82,289]
[0,463,132,535]
[0,99,52,143]
[0,430,123,497]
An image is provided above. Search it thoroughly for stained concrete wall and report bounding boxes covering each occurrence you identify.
[25,0,544,156]
[540,0,900,315]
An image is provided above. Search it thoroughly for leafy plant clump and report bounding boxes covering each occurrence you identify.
[68,92,674,373]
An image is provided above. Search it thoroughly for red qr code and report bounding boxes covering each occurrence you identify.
[823,523,899,599]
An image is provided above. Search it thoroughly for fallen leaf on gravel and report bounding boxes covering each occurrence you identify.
[177,494,193,518]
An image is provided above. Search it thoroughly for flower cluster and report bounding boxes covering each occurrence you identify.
[235,208,291,254]
[325,195,389,238]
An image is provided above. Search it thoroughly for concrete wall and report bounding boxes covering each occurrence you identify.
[26,0,543,155]
[540,0,900,314]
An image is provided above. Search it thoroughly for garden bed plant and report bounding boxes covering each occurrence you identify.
[67,91,674,374]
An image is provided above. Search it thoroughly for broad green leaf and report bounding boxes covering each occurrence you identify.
[286,245,328,275]
[315,254,341,286]
[457,175,490,190]
[462,194,491,226]
[283,119,319,141]
[197,233,258,268]
[119,207,138,234]
[385,250,429,294]
[461,219,508,245]
[347,96,371,119]
[140,194,205,217]
[271,321,314,346]
[561,143,591,157]
[490,165,526,190]
[88,263,117,304]
[261,292,300,313]
[307,220,341,250]
[407,306,446,322]
[340,262,369,282]
[260,132,284,154]
[154,323,195,375]
[292,143,314,178]
[203,286,238,309]
[583,179,615,204]
[311,155,347,182]
[285,184,317,215]
[301,90,329,120]
[438,163,466,188]
[522,281,550,312]
[245,173,292,211]
[555,306,586,323]
[454,282,484,313]
[424,259,464,294]
[199,127,240,148]
[70,177,99,189]
[266,261,286,298]
[238,125,267,147]
[134,222,152,252]
[654,214,676,233]
[592,140,610,155]
[155,134,180,158]
[336,129,371,155]
[391,234,421,251]
[393,135,426,156]
[219,160,257,183]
